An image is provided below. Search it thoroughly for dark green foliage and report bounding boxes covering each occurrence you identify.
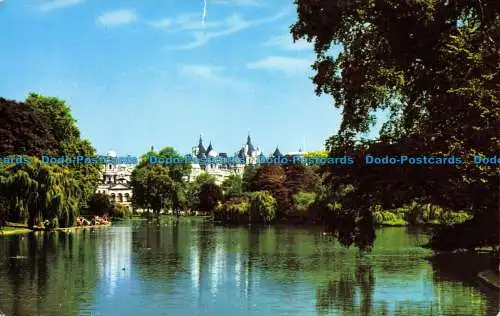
[0,98,58,157]
[0,157,81,228]
[292,0,499,251]
[221,174,243,199]
[24,94,101,208]
[185,173,216,212]
[439,211,472,226]
[88,193,114,216]
[427,209,499,251]
[131,147,191,215]
[198,183,223,214]
[242,164,258,192]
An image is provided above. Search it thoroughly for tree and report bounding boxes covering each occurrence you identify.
[250,165,291,218]
[291,0,499,250]
[283,164,320,195]
[87,193,114,216]
[25,93,101,208]
[131,147,189,215]
[242,164,258,192]
[0,98,58,157]
[198,183,223,214]
[0,157,80,228]
[248,191,277,224]
[221,174,244,198]
[185,173,216,212]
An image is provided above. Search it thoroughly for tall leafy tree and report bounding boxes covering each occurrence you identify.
[198,183,223,214]
[0,98,58,156]
[185,173,216,212]
[250,165,291,218]
[25,93,101,208]
[0,157,80,228]
[221,174,244,198]
[131,147,190,215]
[291,0,499,250]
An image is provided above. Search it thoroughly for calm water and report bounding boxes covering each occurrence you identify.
[0,218,498,316]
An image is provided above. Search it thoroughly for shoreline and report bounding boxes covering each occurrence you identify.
[1,221,112,235]
[0,227,32,235]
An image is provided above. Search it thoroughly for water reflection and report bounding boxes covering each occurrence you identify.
[0,221,498,316]
[96,226,132,297]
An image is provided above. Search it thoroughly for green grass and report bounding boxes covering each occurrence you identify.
[0,226,32,235]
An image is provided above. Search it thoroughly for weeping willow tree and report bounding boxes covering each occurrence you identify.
[0,157,81,228]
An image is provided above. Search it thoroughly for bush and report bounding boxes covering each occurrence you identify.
[248,191,277,224]
[88,193,114,216]
[374,210,407,226]
[439,211,472,226]
[292,191,316,212]
[214,196,249,223]
[112,204,132,219]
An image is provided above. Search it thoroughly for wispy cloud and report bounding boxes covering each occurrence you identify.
[39,0,86,12]
[150,13,225,32]
[263,34,313,51]
[178,64,251,90]
[246,56,312,75]
[153,8,289,50]
[97,9,137,27]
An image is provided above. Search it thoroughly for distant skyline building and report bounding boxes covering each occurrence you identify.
[96,136,310,205]
[187,134,263,185]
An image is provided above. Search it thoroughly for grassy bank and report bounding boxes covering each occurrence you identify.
[0,226,32,235]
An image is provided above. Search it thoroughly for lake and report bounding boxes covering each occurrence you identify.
[0,218,498,316]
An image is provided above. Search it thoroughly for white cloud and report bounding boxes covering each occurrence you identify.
[150,13,225,31]
[39,0,86,12]
[97,9,137,27]
[154,8,289,49]
[264,34,313,51]
[178,64,251,90]
[246,56,312,75]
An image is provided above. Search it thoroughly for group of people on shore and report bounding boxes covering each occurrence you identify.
[76,215,110,226]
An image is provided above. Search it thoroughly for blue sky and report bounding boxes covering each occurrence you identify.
[0,0,383,157]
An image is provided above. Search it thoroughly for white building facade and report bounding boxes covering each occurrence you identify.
[96,151,134,209]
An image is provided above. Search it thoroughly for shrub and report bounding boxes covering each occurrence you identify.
[248,191,277,224]
[374,210,407,226]
[292,191,316,212]
[440,211,472,226]
[112,204,132,219]
[374,211,384,224]
[88,193,114,216]
[214,196,249,223]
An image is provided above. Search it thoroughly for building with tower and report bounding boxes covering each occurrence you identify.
[187,134,262,185]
